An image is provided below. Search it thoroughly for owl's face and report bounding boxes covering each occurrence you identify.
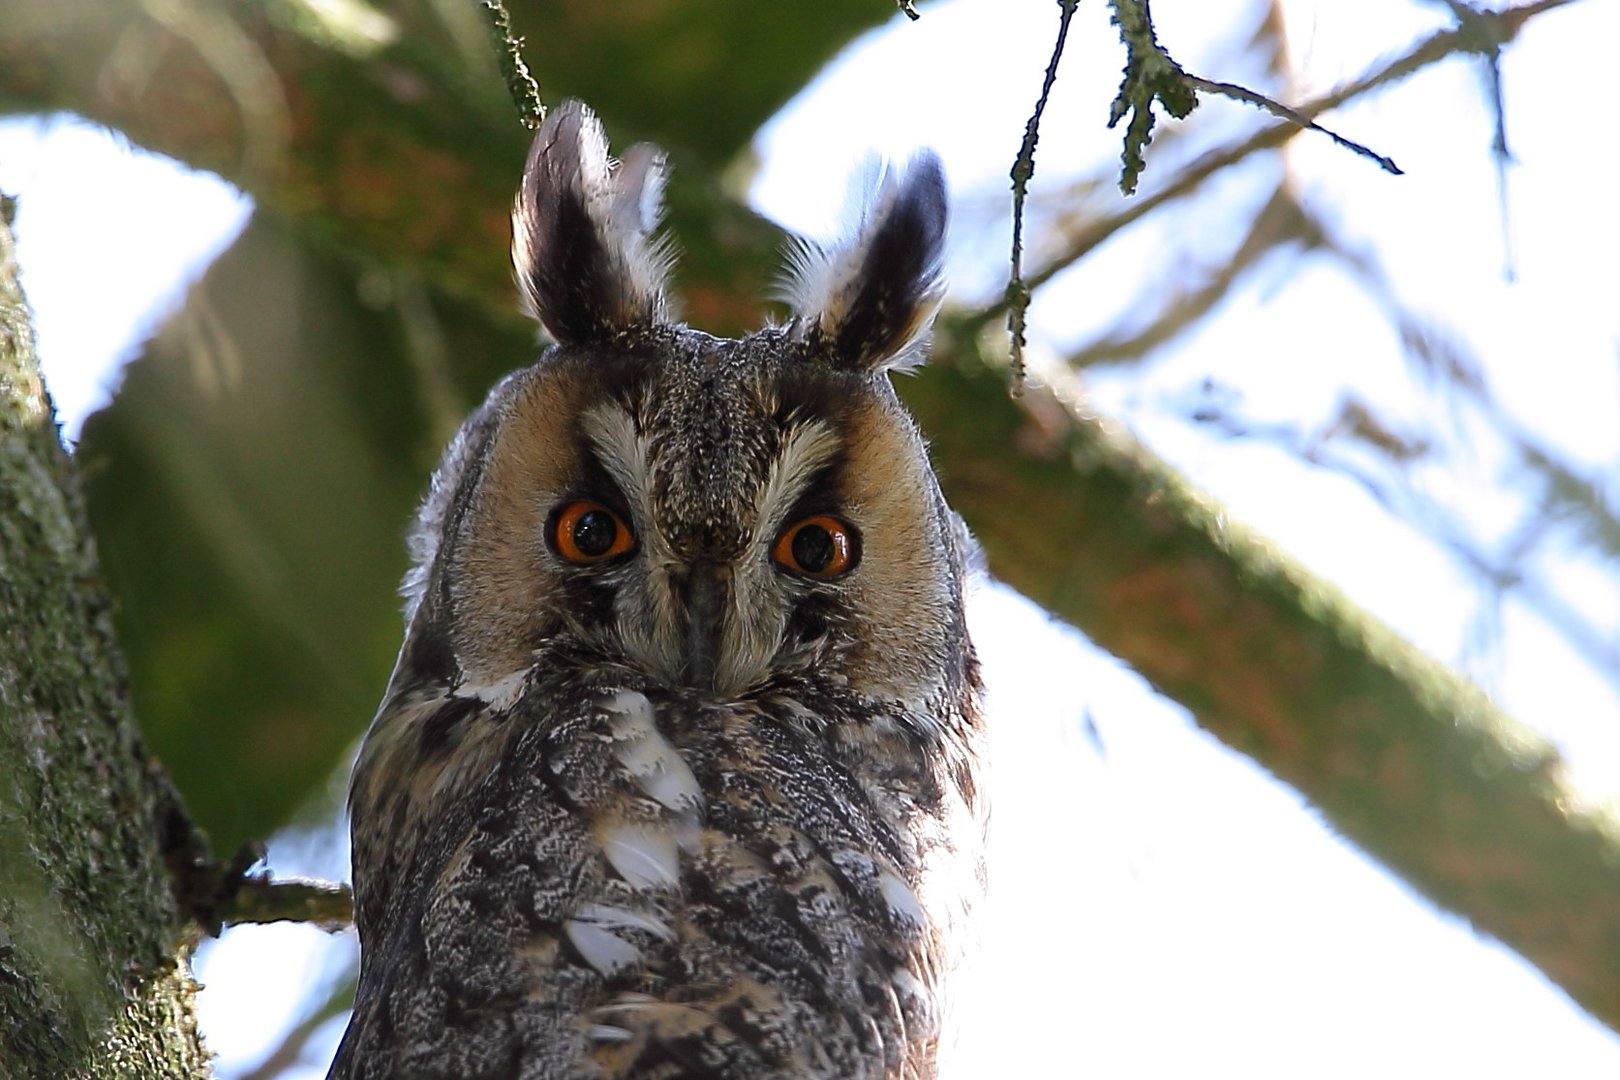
[444,335,966,705]
[395,103,970,713]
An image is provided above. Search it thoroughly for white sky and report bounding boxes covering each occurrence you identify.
[2,0,1617,1075]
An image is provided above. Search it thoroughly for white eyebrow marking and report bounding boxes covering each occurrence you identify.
[576,406,686,680]
[580,403,654,522]
[755,419,841,541]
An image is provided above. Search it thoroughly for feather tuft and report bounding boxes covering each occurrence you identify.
[777,153,948,373]
[512,101,675,343]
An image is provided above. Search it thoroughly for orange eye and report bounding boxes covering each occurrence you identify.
[550,501,635,563]
[772,515,858,578]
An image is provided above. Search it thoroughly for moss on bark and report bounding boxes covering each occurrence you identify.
[0,204,209,1077]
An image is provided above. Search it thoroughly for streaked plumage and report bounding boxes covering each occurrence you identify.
[330,101,983,1080]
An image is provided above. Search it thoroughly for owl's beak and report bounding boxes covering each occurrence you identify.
[678,559,727,690]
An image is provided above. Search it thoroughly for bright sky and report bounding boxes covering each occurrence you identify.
[2,0,1617,1075]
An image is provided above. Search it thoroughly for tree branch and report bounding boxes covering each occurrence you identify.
[1006,0,1081,392]
[478,0,545,129]
[1180,71,1401,175]
[221,875,355,932]
[1107,0,1199,195]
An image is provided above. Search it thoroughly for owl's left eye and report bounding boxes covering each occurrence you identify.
[550,501,635,563]
[772,515,859,578]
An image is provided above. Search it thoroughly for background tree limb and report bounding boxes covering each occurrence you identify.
[1,0,1613,1042]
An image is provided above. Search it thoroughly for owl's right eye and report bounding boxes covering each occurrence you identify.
[549,501,635,563]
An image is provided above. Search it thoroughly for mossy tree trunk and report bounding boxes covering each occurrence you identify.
[0,207,210,1076]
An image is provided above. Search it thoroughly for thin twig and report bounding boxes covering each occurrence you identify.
[976,0,1576,336]
[478,0,544,128]
[221,874,354,931]
[1182,73,1402,175]
[1005,0,1081,395]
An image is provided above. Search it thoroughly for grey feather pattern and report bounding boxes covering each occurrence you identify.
[336,665,980,1079]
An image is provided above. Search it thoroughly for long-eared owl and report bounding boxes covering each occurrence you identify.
[330,101,984,1079]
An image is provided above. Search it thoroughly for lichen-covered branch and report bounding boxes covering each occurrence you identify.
[1107,0,1199,194]
[1098,0,1567,195]
[478,0,545,128]
[1006,0,1080,392]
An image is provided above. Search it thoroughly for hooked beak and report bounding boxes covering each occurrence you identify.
[677,559,726,690]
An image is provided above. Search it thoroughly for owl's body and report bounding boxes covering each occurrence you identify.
[331,103,983,1079]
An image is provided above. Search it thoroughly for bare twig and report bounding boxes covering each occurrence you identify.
[1062,183,1324,369]
[1427,0,1520,277]
[1110,0,1400,188]
[1006,0,1081,394]
[1182,73,1402,175]
[478,0,544,128]
[906,341,1620,1031]
[1178,388,1620,681]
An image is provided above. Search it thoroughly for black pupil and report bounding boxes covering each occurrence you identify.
[572,509,618,557]
[790,524,835,573]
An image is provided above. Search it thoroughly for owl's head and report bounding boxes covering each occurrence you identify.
[394,101,972,710]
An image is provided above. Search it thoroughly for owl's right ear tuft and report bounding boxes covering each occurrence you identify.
[513,101,674,343]
[780,153,947,374]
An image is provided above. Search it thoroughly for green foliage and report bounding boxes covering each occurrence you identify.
[76,221,508,851]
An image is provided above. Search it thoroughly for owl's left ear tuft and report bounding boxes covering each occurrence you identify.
[781,153,947,374]
[513,100,675,343]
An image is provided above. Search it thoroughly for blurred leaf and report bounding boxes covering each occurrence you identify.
[0,0,896,302]
[501,0,899,166]
[79,218,456,851]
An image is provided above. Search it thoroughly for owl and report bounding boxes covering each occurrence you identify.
[329,101,984,1080]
